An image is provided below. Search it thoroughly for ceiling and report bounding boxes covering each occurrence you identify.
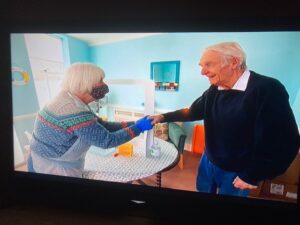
[66,33,162,46]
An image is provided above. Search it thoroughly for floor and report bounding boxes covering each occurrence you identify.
[136,151,200,191]
[134,151,261,198]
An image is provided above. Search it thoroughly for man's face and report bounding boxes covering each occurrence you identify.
[199,50,233,87]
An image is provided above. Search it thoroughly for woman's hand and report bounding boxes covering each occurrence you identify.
[135,116,154,132]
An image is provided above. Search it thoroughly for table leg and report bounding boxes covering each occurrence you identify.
[135,179,148,186]
[156,172,162,187]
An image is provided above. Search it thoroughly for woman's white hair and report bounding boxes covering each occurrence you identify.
[205,42,247,70]
[61,63,105,95]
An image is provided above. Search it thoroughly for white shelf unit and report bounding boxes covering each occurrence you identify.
[114,108,145,122]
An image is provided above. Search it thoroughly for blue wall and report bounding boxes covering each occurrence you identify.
[88,32,300,143]
[10,34,40,116]
[66,35,91,64]
[292,89,300,130]
[10,34,40,153]
[90,32,300,110]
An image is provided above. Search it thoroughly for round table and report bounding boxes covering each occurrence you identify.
[83,137,179,187]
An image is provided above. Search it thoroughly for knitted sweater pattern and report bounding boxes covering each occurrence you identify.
[30,91,141,159]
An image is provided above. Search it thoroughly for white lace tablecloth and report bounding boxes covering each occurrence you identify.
[83,138,178,183]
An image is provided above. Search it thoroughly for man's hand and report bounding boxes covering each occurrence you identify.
[233,176,258,190]
[148,114,164,125]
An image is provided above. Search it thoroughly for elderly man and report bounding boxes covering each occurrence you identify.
[150,42,299,197]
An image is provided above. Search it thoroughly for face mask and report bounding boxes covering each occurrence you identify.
[91,83,109,100]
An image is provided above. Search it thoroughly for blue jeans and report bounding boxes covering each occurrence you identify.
[196,153,250,197]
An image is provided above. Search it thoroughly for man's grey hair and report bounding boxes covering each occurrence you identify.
[61,63,105,95]
[205,42,247,70]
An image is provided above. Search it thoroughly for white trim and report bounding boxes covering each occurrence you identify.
[13,113,36,122]
[155,108,174,114]
[107,103,174,115]
[107,104,144,112]
[67,33,163,46]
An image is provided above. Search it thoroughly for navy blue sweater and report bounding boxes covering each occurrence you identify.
[163,71,300,185]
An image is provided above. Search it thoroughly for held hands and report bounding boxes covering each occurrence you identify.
[147,114,164,125]
[135,116,154,133]
[233,176,258,190]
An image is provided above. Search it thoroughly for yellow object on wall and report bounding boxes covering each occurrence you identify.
[12,66,30,86]
[117,143,133,157]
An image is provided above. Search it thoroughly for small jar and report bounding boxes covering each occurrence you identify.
[150,141,161,158]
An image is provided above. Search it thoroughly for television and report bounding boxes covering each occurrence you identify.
[1,2,300,224]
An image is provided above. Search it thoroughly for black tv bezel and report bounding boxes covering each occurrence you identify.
[1,3,300,222]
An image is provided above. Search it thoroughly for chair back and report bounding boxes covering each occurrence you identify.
[191,124,205,154]
[168,122,187,154]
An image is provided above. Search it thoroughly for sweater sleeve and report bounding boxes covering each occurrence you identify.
[238,80,300,185]
[69,112,141,149]
[162,89,209,122]
[96,117,135,132]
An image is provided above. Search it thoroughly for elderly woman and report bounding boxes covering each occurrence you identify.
[28,63,153,177]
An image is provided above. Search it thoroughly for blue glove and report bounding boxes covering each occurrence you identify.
[135,116,154,132]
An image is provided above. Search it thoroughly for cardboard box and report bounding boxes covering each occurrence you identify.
[259,180,298,203]
[250,152,299,201]
[272,152,300,185]
[248,182,263,198]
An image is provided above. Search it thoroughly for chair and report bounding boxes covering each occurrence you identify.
[168,122,187,170]
[191,124,205,154]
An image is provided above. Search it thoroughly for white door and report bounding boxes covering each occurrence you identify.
[24,34,65,109]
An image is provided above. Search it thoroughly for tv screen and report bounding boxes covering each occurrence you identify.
[1,7,300,223]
